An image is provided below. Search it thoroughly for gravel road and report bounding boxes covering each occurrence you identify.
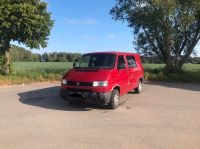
[0,82,200,149]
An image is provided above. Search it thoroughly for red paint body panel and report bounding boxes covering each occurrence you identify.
[64,69,112,82]
[61,52,144,96]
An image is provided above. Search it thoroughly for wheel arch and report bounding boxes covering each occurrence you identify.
[139,77,144,83]
[112,85,120,93]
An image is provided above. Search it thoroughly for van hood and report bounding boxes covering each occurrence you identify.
[63,69,112,82]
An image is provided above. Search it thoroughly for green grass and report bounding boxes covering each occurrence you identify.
[144,64,200,72]
[0,62,73,85]
[144,64,200,83]
[143,64,165,70]
[13,62,73,72]
[182,64,200,72]
[0,62,200,85]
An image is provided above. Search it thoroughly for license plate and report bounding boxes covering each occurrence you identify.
[78,92,84,98]
[69,91,84,98]
[77,92,82,95]
[69,91,75,95]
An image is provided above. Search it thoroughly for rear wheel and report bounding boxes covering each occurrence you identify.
[135,80,142,94]
[108,89,120,109]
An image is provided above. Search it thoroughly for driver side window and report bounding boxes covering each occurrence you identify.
[117,55,126,69]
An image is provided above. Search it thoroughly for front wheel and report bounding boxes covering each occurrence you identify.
[108,89,120,109]
[135,80,142,94]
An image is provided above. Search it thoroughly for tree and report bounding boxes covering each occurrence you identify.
[40,52,82,62]
[110,0,200,72]
[57,53,67,62]
[0,0,53,75]
[42,53,49,62]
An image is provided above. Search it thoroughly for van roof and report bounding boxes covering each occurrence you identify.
[84,51,140,56]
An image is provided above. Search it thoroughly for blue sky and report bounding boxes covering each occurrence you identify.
[29,0,135,54]
[14,0,200,55]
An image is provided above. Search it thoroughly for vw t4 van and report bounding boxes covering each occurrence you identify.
[60,52,144,109]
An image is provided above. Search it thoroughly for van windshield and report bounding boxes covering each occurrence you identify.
[75,53,116,69]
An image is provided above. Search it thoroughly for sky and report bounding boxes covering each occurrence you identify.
[22,0,135,54]
[14,0,200,56]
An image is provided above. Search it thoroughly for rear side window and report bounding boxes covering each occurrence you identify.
[126,56,137,68]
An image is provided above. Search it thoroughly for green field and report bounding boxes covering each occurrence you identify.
[13,62,200,72]
[13,62,73,72]
[143,64,200,72]
[0,62,200,85]
[0,62,73,86]
[143,64,200,83]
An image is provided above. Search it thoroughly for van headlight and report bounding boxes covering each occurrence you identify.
[61,79,67,85]
[93,81,108,87]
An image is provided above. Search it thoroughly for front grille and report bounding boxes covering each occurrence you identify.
[67,81,93,87]
[67,88,92,93]
[67,81,76,86]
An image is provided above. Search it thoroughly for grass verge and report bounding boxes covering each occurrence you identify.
[0,69,67,86]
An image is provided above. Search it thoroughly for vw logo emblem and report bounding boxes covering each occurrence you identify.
[76,82,80,86]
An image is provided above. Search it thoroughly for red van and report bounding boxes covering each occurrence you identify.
[60,52,144,109]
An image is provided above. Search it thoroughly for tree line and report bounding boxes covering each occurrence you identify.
[41,52,81,62]
[10,45,82,62]
[9,45,200,64]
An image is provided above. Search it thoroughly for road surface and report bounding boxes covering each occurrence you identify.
[0,82,200,149]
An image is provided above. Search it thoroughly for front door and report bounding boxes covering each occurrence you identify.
[117,55,129,95]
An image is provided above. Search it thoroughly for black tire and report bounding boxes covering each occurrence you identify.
[108,89,120,109]
[135,80,142,94]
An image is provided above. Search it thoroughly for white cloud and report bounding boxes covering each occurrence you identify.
[107,33,117,39]
[64,18,97,25]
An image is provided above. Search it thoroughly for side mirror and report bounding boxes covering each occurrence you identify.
[117,63,126,70]
[73,62,78,68]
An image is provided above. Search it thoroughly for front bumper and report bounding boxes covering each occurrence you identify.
[60,89,112,105]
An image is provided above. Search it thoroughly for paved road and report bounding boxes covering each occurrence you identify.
[0,82,200,149]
